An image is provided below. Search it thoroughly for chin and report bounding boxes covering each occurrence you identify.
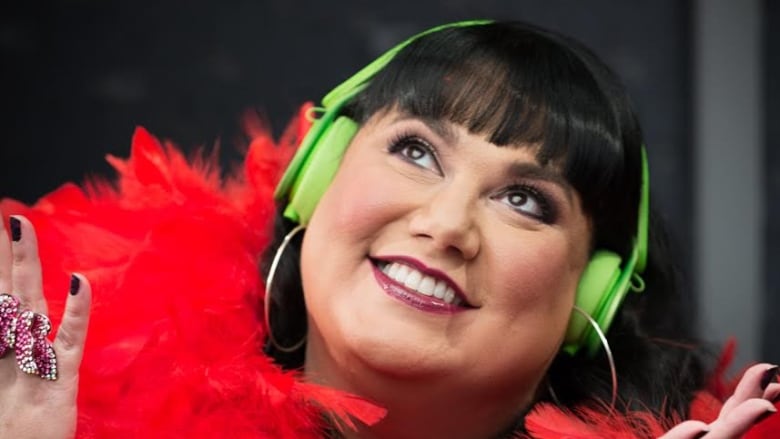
[309,310,459,385]
[349,337,455,380]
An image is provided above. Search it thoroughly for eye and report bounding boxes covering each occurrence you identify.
[388,134,442,174]
[497,185,555,223]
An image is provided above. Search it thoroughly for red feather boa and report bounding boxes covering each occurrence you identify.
[2,108,777,438]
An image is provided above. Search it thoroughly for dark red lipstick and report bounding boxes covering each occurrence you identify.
[370,256,472,314]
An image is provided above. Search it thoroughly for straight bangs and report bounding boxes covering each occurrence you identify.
[348,23,642,254]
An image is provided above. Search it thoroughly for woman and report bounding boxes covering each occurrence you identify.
[0,20,777,438]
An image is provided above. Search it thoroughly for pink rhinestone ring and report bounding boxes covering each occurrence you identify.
[0,294,58,380]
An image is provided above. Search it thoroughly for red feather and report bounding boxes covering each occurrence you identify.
[3,106,775,437]
[1,106,385,438]
[522,403,670,439]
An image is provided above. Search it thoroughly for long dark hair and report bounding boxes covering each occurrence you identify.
[261,20,710,429]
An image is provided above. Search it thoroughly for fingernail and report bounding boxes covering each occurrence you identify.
[761,365,779,391]
[755,408,777,424]
[69,274,81,296]
[9,216,21,242]
[692,428,709,439]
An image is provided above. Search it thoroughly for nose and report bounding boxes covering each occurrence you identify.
[407,182,480,260]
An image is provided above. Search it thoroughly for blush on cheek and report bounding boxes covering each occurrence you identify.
[503,251,576,296]
[325,174,413,238]
[332,196,391,233]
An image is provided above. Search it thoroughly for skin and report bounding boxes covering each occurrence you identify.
[301,109,592,438]
[0,215,91,439]
[299,108,779,437]
[0,112,774,438]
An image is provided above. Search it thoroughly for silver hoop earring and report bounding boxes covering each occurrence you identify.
[264,224,306,353]
[548,306,618,409]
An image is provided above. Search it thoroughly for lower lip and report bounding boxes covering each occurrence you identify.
[370,262,465,314]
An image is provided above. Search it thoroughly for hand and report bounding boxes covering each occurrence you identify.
[660,362,779,439]
[0,213,91,439]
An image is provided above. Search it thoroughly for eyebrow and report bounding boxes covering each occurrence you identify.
[391,113,460,145]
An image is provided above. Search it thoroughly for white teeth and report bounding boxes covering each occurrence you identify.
[433,281,447,299]
[418,276,435,296]
[396,265,411,284]
[378,261,462,305]
[404,270,422,291]
[443,288,455,303]
[388,263,400,278]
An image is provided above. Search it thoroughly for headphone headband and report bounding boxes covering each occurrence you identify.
[274,20,493,222]
[636,148,649,272]
[322,20,493,109]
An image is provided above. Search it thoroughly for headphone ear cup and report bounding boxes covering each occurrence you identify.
[283,116,359,225]
[563,250,622,355]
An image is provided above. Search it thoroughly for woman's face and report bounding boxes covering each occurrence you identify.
[300,108,592,423]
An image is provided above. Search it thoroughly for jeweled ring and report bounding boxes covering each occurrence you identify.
[0,293,58,380]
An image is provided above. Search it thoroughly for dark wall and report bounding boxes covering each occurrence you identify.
[9,0,777,362]
[0,0,698,317]
[764,0,779,361]
[1,1,704,337]
[1,1,691,220]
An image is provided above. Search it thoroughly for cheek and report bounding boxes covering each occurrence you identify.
[314,164,415,239]
[325,184,389,234]
[490,238,583,321]
[460,240,584,399]
[300,156,408,299]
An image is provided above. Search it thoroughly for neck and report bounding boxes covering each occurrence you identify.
[335,394,526,439]
[304,332,536,439]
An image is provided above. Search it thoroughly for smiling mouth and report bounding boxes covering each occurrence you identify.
[370,258,472,313]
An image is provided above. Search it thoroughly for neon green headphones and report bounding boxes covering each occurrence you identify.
[274,20,649,356]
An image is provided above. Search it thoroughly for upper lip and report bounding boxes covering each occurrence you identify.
[370,255,473,307]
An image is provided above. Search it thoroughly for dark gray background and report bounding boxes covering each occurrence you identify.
[765,0,779,363]
[0,0,776,363]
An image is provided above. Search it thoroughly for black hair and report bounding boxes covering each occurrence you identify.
[261,21,711,433]
[348,22,641,258]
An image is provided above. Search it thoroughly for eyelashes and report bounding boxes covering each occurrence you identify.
[386,132,442,174]
[386,131,559,224]
[499,183,557,224]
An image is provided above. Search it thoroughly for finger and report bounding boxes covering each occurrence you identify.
[658,420,709,439]
[706,398,777,439]
[53,273,91,380]
[8,215,47,314]
[0,210,15,385]
[720,363,777,415]
[0,215,16,382]
[764,382,780,404]
[0,210,13,294]
[762,367,779,396]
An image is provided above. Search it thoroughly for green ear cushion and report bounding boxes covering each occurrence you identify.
[281,117,359,225]
[563,250,621,355]
[274,83,367,207]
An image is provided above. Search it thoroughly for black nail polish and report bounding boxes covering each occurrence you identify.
[761,365,779,391]
[755,409,777,424]
[9,217,21,242]
[691,429,709,439]
[69,274,80,296]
